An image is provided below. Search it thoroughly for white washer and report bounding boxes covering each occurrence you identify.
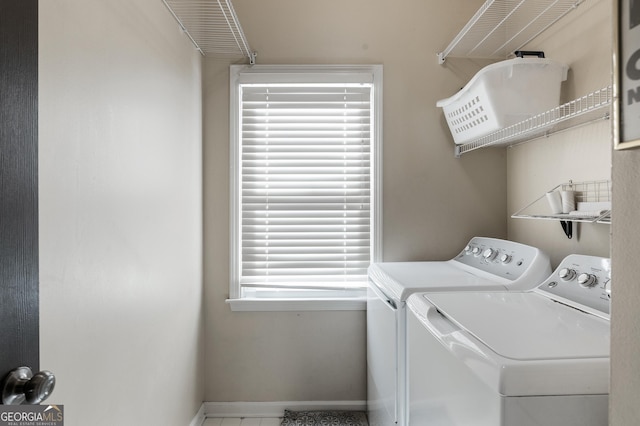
[407,254,611,426]
[367,237,551,426]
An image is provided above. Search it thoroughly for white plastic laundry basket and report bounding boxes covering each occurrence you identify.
[437,57,569,145]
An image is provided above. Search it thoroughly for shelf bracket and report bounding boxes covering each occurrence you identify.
[560,221,573,239]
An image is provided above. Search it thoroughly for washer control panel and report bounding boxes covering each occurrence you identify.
[537,254,611,318]
[454,237,550,282]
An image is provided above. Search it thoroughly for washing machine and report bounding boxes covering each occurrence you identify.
[366,237,551,426]
[407,254,611,426]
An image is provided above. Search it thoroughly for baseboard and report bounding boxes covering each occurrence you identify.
[189,403,206,426]
[204,401,367,418]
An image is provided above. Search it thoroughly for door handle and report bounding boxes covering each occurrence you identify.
[2,367,55,405]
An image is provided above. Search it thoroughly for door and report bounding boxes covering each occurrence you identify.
[0,0,40,394]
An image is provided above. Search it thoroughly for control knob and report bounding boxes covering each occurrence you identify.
[464,245,472,254]
[482,248,498,261]
[604,280,612,299]
[577,273,597,288]
[558,268,576,281]
[500,254,512,264]
[471,247,482,257]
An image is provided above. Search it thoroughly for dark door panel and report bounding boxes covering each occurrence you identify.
[0,0,40,386]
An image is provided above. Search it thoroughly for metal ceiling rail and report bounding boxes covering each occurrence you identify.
[438,0,585,64]
[162,0,256,64]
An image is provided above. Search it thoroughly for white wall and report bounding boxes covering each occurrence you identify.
[38,1,204,425]
[203,0,505,403]
[507,0,612,266]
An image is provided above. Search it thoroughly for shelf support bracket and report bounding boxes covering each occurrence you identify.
[560,221,573,239]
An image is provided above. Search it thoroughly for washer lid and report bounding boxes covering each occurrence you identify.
[425,291,610,361]
[368,262,508,302]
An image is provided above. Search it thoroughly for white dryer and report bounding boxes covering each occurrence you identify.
[407,254,611,426]
[367,237,551,426]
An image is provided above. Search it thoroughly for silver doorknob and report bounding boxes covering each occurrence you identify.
[2,367,55,405]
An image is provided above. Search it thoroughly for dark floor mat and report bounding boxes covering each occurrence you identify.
[280,409,369,426]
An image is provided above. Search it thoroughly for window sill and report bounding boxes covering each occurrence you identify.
[226,297,367,312]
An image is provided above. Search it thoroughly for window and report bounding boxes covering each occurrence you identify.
[228,65,382,311]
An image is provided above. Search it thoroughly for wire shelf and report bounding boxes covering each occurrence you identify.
[454,86,612,157]
[162,0,256,63]
[437,0,585,64]
[512,180,611,224]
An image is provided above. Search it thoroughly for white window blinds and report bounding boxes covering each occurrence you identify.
[237,82,373,292]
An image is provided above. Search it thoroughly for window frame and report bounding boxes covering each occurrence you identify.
[227,64,383,311]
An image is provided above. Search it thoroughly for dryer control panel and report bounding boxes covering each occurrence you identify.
[536,254,611,318]
[454,237,551,285]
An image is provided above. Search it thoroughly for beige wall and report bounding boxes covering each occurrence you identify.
[507,0,612,266]
[203,0,506,403]
[38,1,204,425]
[611,151,640,424]
[33,0,640,422]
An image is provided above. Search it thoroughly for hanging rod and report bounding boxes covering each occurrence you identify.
[162,0,256,64]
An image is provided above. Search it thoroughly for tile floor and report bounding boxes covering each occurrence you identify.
[203,418,282,426]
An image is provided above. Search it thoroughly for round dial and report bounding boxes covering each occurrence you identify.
[558,268,576,281]
[464,245,472,254]
[577,273,597,288]
[604,279,612,299]
[500,254,512,264]
[472,247,482,256]
[482,248,497,261]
